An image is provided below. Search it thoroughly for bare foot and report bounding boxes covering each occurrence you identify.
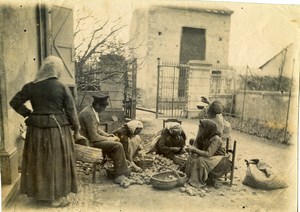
[114,175,131,188]
[50,197,70,207]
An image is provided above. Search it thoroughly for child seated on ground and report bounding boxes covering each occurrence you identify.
[113,120,145,172]
[148,122,186,160]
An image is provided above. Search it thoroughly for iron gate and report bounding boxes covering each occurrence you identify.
[124,59,137,119]
[156,60,189,118]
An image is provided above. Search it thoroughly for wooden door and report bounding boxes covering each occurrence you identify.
[180,27,206,64]
[37,3,76,97]
[46,4,75,87]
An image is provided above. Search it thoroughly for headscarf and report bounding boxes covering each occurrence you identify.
[207,100,223,118]
[34,56,64,83]
[166,122,183,136]
[195,119,221,150]
[126,120,143,135]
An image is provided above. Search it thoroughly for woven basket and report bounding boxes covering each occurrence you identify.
[173,155,187,166]
[150,167,187,190]
[134,157,154,170]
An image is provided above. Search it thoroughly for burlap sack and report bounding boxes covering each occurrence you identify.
[242,159,288,190]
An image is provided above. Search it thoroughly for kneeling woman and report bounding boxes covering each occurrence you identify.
[155,123,186,160]
[185,119,231,187]
[113,120,144,172]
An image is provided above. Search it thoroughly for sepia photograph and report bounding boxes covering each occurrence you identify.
[0,0,299,211]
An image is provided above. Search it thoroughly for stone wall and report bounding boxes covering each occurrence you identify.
[234,90,298,134]
[0,5,39,184]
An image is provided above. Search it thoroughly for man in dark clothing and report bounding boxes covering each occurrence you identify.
[78,94,131,187]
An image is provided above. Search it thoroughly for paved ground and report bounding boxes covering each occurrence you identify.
[3,111,298,212]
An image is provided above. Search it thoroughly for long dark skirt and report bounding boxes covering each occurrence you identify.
[185,154,231,187]
[21,126,78,201]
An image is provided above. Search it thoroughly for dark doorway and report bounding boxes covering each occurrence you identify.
[179,27,206,64]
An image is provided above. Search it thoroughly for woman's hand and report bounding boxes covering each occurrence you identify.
[73,131,88,146]
[185,145,198,154]
[200,96,210,104]
[131,162,143,173]
[106,133,115,137]
[170,147,181,152]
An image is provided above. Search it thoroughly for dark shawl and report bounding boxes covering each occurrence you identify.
[195,119,222,152]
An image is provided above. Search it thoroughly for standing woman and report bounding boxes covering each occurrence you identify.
[185,119,231,187]
[10,56,80,207]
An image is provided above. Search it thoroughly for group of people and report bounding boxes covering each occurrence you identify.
[10,55,232,208]
[149,97,232,188]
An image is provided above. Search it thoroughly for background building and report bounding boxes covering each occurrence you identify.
[130,3,233,108]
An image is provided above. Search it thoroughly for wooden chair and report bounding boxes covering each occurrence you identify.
[162,118,182,128]
[223,139,237,186]
[75,122,109,183]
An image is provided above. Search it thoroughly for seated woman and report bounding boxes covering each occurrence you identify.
[113,120,145,172]
[200,97,232,147]
[185,119,231,188]
[150,122,186,160]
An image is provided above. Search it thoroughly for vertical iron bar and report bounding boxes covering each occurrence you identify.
[172,66,176,117]
[283,59,295,143]
[215,76,217,98]
[229,69,236,122]
[156,58,161,118]
[240,66,248,130]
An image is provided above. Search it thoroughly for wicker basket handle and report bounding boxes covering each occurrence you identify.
[158,166,181,179]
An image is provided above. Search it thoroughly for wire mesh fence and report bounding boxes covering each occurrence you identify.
[226,115,292,144]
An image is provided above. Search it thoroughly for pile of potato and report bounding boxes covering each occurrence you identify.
[76,153,186,187]
[179,184,209,197]
[76,161,94,175]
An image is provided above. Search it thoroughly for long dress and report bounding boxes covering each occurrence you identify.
[10,78,79,201]
[185,119,231,187]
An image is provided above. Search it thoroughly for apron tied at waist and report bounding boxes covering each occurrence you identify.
[50,114,64,141]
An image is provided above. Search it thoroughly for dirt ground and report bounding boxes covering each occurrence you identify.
[4,111,298,212]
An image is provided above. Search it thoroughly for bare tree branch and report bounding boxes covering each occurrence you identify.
[74,7,143,92]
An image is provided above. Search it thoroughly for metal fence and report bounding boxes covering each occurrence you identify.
[156,60,189,118]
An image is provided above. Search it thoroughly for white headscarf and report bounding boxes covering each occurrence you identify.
[34,56,64,83]
[166,122,183,136]
[126,120,143,135]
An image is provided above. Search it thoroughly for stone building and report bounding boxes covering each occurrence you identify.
[130,3,233,109]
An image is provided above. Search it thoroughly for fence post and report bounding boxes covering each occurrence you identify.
[156,58,161,119]
[283,59,295,143]
[240,66,249,130]
[229,68,236,121]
